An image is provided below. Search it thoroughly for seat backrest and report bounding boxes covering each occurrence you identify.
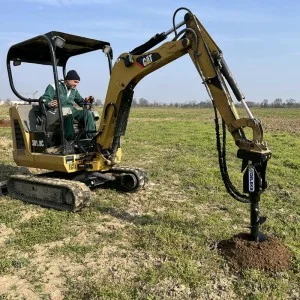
[17,104,42,132]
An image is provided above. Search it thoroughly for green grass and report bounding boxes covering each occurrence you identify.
[0,107,299,299]
[0,105,10,119]
[8,210,79,250]
[0,257,30,275]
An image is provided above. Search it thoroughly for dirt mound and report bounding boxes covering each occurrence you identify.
[218,233,292,273]
[0,119,10,127]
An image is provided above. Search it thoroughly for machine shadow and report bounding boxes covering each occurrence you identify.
[0,163,32,182]
[93,204,158,226]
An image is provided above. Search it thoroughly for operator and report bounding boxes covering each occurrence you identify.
[40,70,96,140]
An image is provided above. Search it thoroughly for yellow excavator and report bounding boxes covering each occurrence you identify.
[4,7,271,241]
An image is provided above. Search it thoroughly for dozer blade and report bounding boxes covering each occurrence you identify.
[7,175,91,212]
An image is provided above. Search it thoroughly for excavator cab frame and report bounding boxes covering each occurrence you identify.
[7,31,113,154]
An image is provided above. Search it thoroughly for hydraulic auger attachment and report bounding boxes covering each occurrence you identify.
[239,150,269,242]
[210,43,271,242]
[214,111,271,242]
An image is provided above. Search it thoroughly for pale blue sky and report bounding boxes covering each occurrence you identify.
[1,0,300,103]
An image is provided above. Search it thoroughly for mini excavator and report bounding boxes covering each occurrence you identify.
[4,7,271,241]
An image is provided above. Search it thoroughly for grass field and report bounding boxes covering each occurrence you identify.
[0,106,299,299]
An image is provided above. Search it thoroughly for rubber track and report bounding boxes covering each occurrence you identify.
[109,166,148,190]
[7,175,91,212]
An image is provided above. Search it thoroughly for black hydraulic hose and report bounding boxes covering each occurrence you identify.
[172,7,193,37]
[213,103,250,204]
[221,118,250,203]
[172,27,198,47]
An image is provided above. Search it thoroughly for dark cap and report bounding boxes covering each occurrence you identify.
[65,70,80,81]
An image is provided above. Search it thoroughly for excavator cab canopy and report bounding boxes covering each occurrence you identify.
[7,31,113,102]
[7,31,111,66]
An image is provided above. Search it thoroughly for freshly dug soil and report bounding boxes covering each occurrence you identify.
[0,119,10,127]
[218,233,292,273]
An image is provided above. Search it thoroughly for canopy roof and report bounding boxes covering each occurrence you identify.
[7,31,110,66]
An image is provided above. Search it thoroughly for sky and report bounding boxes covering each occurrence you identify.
[1,0,300,104]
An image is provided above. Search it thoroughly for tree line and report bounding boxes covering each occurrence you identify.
[1,97,299,108]
[130,98,300,108]
[258,98,300,108]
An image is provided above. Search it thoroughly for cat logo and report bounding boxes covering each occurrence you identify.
[136,53,161,68]
[142,54,153,67]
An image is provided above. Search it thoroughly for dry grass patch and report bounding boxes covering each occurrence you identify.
[0,275,40,300]
[0,224,14,246]
[263,117,300,134]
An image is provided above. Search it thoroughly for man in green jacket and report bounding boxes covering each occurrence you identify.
[40,70,96,141]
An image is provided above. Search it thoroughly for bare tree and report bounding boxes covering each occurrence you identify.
[272,98,283,108]
[94,99,103,106]
[285,98,296,107]
[138,98,149,107]
[4,98,12,105]
[132,98,138,107]
[245,101,256,108]
[260,99,269,108]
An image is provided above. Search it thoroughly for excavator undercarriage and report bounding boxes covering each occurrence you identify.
[6,167,147,212]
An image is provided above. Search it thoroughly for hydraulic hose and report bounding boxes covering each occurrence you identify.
[172,7,194,37]
[213,103,250,204]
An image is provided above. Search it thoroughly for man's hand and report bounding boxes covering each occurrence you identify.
[50,99,58,108]
[84,96,94,103]
[84,96,94,110]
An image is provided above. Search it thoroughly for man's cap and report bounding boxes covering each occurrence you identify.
[65,70,80,81]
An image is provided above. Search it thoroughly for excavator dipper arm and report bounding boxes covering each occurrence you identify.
[97,8,271,241]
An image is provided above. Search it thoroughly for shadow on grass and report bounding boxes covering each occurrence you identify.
[95,205,207,239]
[97,206,158,226]
[0,163,31,181]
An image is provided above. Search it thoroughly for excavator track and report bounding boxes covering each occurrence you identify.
[7,175,91,212]
[108,166,148,191]
[5,167,147,212]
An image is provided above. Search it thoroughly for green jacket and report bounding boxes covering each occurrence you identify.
[40,80,84,110]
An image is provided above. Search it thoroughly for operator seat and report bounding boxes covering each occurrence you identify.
[38,98,61,147]
[38,98,99,153]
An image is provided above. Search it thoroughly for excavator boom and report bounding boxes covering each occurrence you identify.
[96,10,270,163]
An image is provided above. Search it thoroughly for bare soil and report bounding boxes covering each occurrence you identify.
[263,117,300,134]
[217,233,292,273]
[0,119,10,127]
